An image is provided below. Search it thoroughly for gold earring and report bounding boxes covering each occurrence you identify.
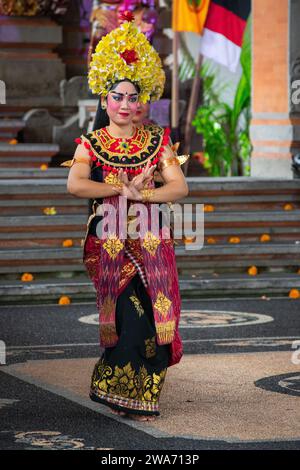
[102,103,107,110]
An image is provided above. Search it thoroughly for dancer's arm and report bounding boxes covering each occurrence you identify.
[140,145,189,203]
[111,145,189,203]
[67,143,119,198]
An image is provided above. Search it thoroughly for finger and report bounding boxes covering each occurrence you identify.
[118,169,124,182]
[148,165,156,174]
[122,171,129,185]
[145,166,155,179]
[141,161,149,174]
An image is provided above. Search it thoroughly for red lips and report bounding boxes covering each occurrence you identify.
[119,112,130,117]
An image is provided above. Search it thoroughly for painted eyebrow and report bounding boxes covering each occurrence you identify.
[110,92,138,96]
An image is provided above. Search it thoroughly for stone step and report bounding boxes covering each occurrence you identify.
[0,211,297,227]
[0,244,299,275]
[0,168,69,178]
[0,233,299,249]
[0,178,69,195]
[0,119,25,141]
[186,176,300,191]
[185,177,300,211]
[0,199,88,216]
[0,177,87,214]
[185,196,300,211]
[0,176,299,212]
[0,214,87,229]
[0,210,298,224]
[0,143,59,168]
[0,272,299,304]
[1,174,299,194]
[189,211,300,222]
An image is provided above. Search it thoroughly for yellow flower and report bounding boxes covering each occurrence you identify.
[62,239,73,247]
[40,164,48,171]
[284,203,294,211]
[9,139,18,145]
[21,272,34,282]
[43,207,57,215]
[228,237,240,244]
[289,289,300,299]
[206,237,216,244]
[58,296,71,305]
[260,234,271,242]
[88,20,165,103]
[203,204,214,212]
[184,236,196,244]
[248,266,258,276]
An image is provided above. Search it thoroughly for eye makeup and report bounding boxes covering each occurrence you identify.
[110,92,138,103]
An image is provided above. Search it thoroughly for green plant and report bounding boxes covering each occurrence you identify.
[192,17,252,176]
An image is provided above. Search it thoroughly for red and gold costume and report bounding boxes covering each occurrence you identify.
[63,13,185,417]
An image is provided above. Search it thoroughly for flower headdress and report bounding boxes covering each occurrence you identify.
[88,11,165,104]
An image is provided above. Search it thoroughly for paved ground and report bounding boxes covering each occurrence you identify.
[0,297,300,450]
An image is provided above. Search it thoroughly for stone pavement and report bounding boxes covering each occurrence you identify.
[0,298,300,450]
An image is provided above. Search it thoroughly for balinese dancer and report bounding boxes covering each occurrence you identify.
[64,11,189,422]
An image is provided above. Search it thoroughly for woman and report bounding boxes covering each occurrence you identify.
[66,13,189,422]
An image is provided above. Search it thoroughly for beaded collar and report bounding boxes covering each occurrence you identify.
[75,124,170,175]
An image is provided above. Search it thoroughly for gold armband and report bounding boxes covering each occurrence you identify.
[140,188,155,202]
[176,154,190,166]
[60,157,92,167]
[104,172,123,189]
[159,157,180,172]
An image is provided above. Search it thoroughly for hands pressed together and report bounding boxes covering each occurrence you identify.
[112,160,157,201]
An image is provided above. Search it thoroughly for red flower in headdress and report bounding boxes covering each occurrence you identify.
[120,49,139,65]
[119,10,135,23]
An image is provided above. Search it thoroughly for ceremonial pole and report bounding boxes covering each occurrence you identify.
[183,52,203,175]
[171,30,180,139]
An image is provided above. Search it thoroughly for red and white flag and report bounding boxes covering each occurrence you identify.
[200,0,251,72]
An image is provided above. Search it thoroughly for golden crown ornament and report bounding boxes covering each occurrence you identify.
[88,11,166,104]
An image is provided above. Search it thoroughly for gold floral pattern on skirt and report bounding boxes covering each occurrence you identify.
[145,336,156,358]
[129,293,144,317]
[103,234,124,260]
[90,357,167,413]
[85,246,171,416]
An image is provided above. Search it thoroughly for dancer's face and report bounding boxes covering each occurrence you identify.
[104,81,139,126]
[132,101,150,124]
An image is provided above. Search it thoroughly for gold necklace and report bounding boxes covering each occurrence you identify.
[105,125,136,141]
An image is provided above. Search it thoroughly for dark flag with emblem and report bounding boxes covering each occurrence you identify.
[200,0,251,72]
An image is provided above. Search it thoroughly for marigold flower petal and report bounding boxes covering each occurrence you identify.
[58,296,71,305]
[288,289,300,299]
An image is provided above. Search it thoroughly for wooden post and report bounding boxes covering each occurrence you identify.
[183,53,203,176]
[171,30,179,131]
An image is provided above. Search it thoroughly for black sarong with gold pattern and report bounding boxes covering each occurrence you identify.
[81,124,182,416]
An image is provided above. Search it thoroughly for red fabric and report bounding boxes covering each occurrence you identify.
[82,126,182,367]
[84,231,183,367]
[204,1,246,47]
